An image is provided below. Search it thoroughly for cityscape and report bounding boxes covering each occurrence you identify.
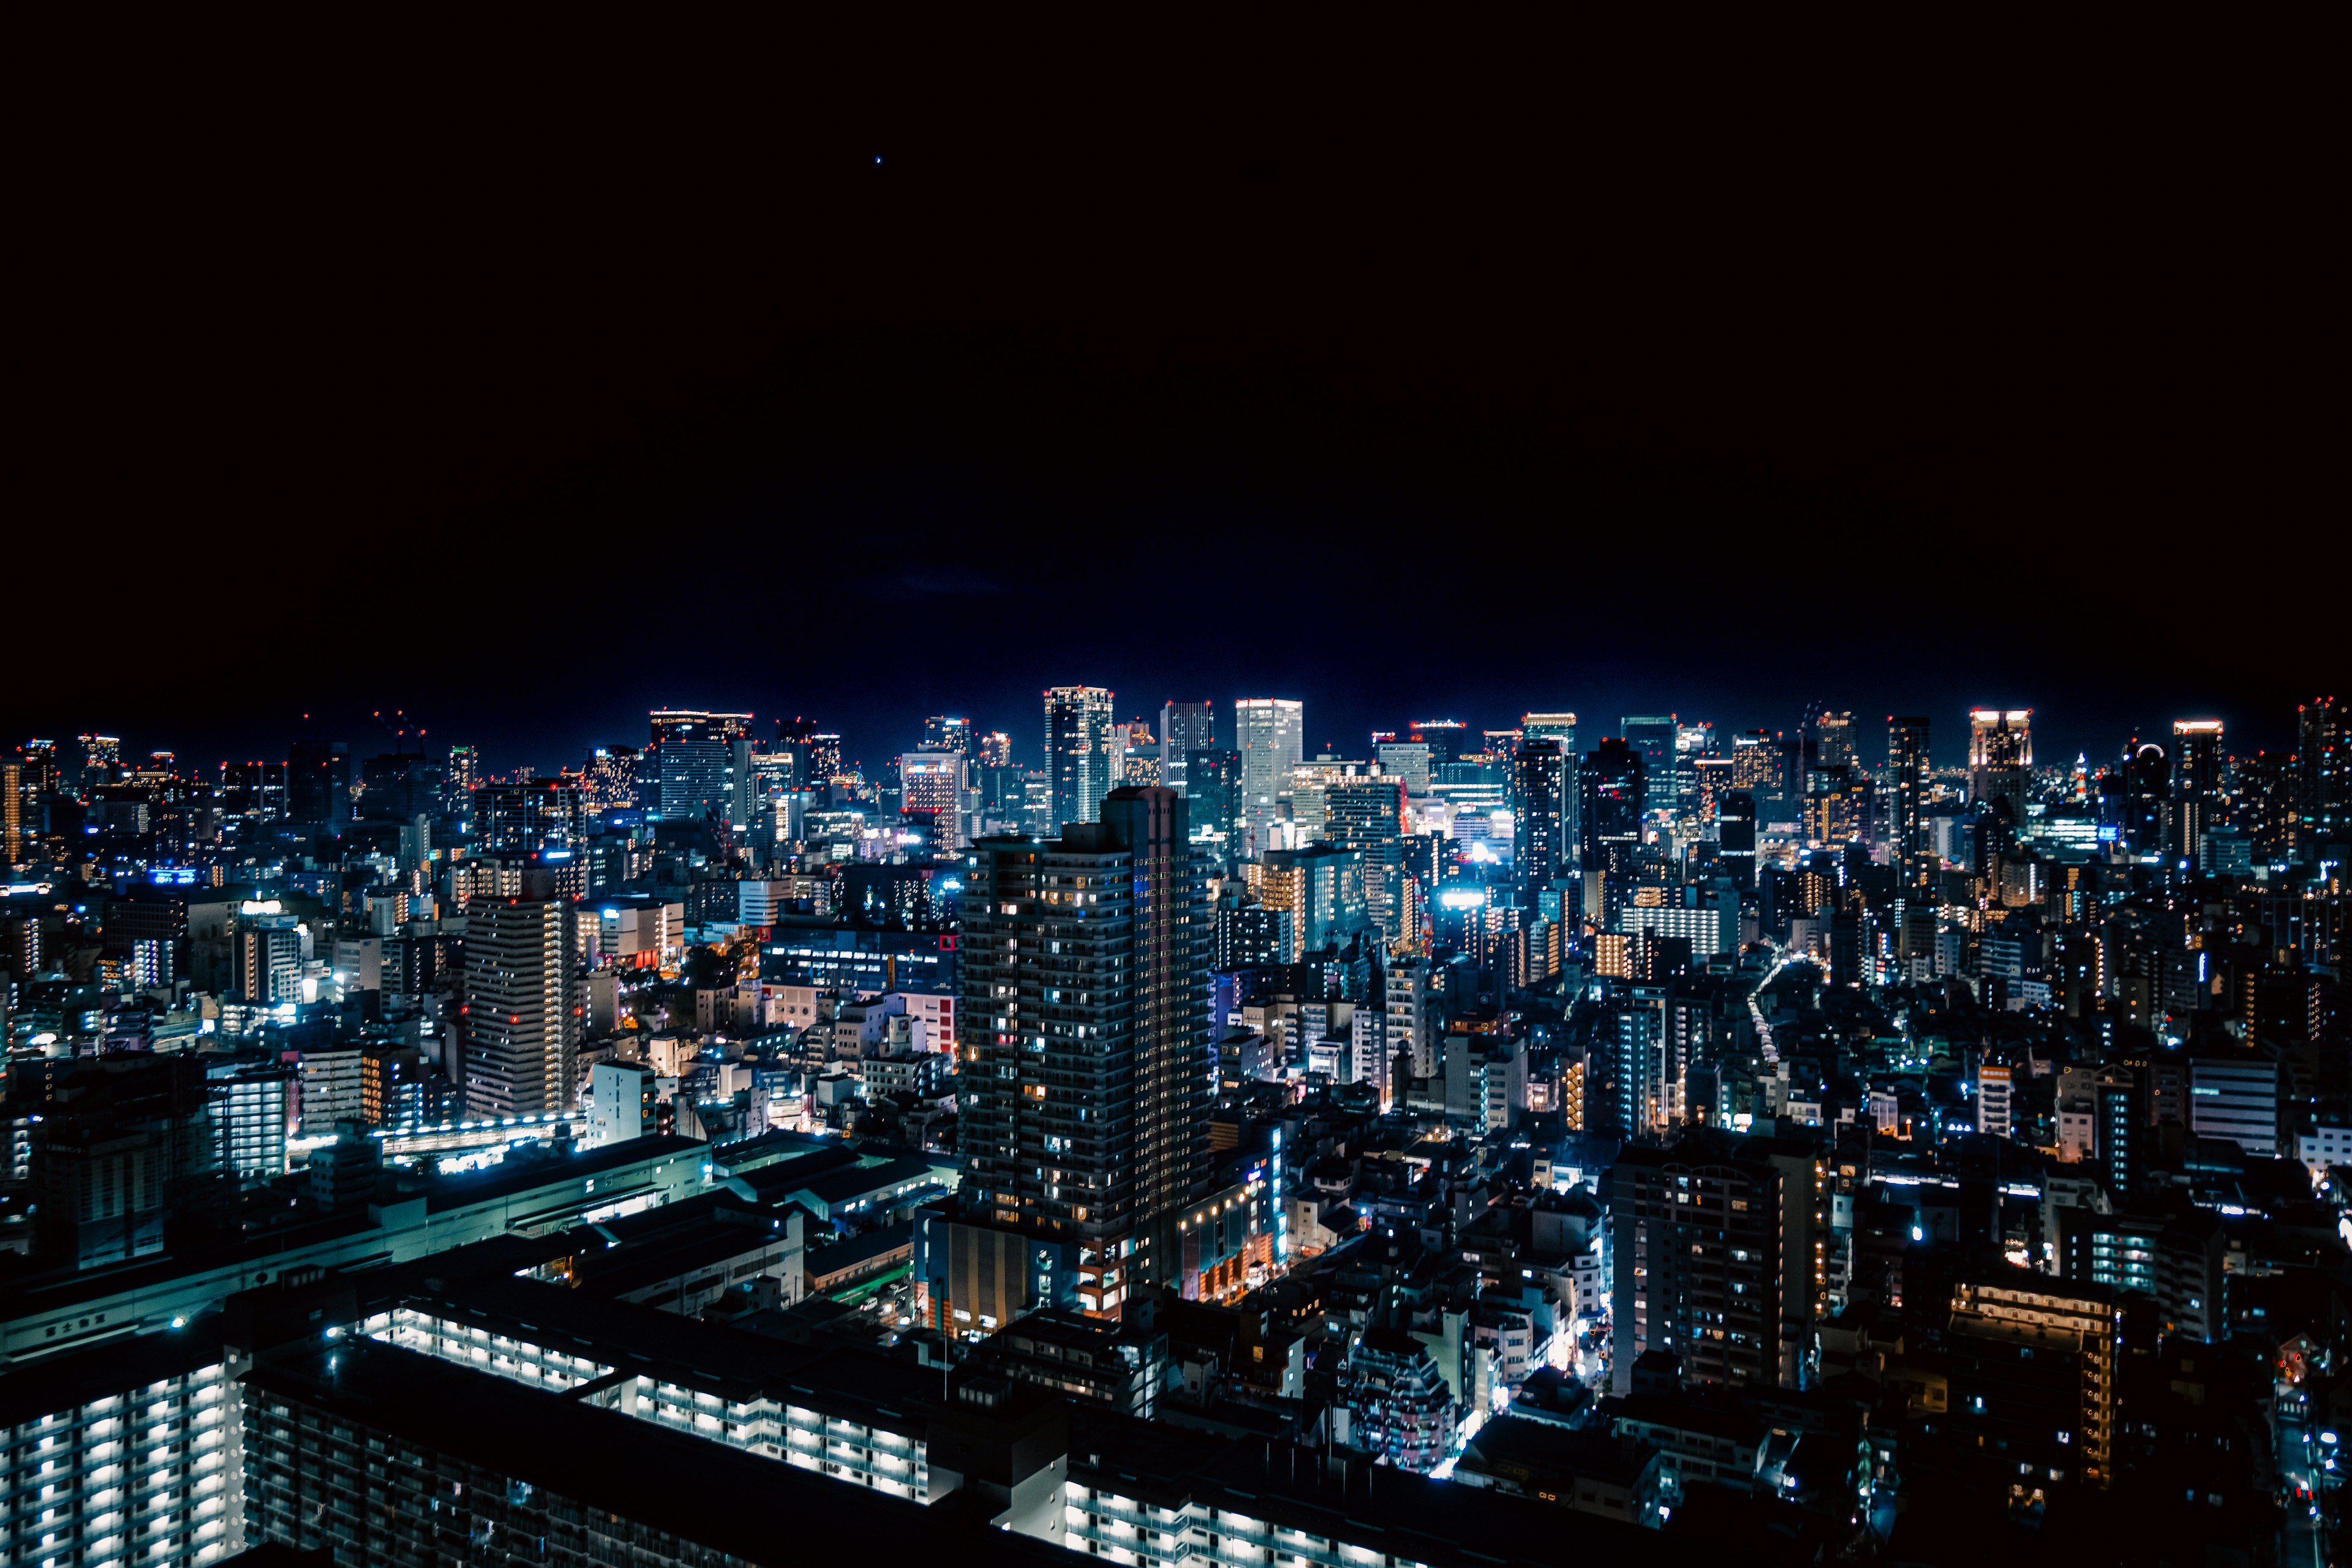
[0,692,2344,1568]
[7,32,2342,1568]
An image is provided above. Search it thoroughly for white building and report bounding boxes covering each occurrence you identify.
[1234,698,1303,857]
[586,1061,655,1148]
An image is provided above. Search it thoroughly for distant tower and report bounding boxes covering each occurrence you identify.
[1234,698,1304,856]
[1044,686,1120,827]
[1888,716,1932,884]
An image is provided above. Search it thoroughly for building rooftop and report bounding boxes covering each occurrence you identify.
[0,1318,227,1427]
[244,1338,1065,1567]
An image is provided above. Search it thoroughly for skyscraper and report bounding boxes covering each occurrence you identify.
[1235,698,1303,856]
[1620,715,1677,793]
[461,878,581,1118]
[287,737,352,829]
[1158,699,1216,796]
[2124,741,2170,856]
[2299,695,2347,852]
[898,751,968,850]
[1184,747,1243,868]
[1968,708,2033,826]
[1521,712,1577,853]
[2170,720,2223,866]
[956,786,1210,1315]
[922,716,973,755]
[1802,707,1855,771]
[1409,719,1471,766]
[1888,715,1932,884]
[1513,737,1566,899]
[647,709,752,823]
[1045,685,1120,828]
[1578,738,1647,928]
[1718,789,1758,889]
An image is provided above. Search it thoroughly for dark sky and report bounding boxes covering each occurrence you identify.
[17,37,2340,778]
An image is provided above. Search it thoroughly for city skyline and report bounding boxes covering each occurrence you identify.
[4,28,2343,1567]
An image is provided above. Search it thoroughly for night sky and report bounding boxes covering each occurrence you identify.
[18,48,2339,778]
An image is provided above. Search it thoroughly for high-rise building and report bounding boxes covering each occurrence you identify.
[1607,1132,1818,1392]
[462,881,582,1119]
[2124,741,2170,856]
[955,787,1210,1315]
[2187,1056,2278,1157]
[1513,737,1566,899]
[287,737,352,829]
[976,729,1013,770]
[1374,741,1432,796]
[2299,694,2347,852]
[2171,720,2223,866]
[1184,748,1242,868]
[444,743,482,813]
[898,752,968,850]
[1235,698,1304,856]
[1045,685,1120,828]
[582,745,641,810]
[1802,707,1855,771]
[1730,729,1783,799]
[473,777,586,852]
[1888,715,1932,884]
[1578,738,1646,929]
[26,1055,227,1269]
[922,716,973,755]
[1158,699,1216,796]
[1621,715,1677,804]
[1258,845,1370,958]
[1121,722,1160,786]
[1408,719,1471,766]
[1718,790,1758,889]
[1967,708,2033,826]
[646,710,752,823]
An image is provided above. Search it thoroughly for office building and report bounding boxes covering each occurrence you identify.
[1522,713,1578,845]
[2299,693,2347,850]
[1183,747,1242,866]
[1513,737,1566,901]
[1578,738,1646,929]
[207,1061,295,1184]
[897,751,968,849]
[2171,719,2223,865]
[462,886,582,1120]
[2188,1056,2278,1157]
[1375,741,1431,796]
[921,715,972,755]
[1235,698,1304,857]
[1257,845,1369,958]
[1045,685,1120,829]
[472,776,586,852]
[646,709,752,823]
[1967,707,2032,826]
[1717,790,1757,889]
[1802,707,1855,771]
[1409,718,1471,766]
[285,737,352,829]
[954,786,1210,1315]
[1888,715,1931,884]
[1158,699,1216,796]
